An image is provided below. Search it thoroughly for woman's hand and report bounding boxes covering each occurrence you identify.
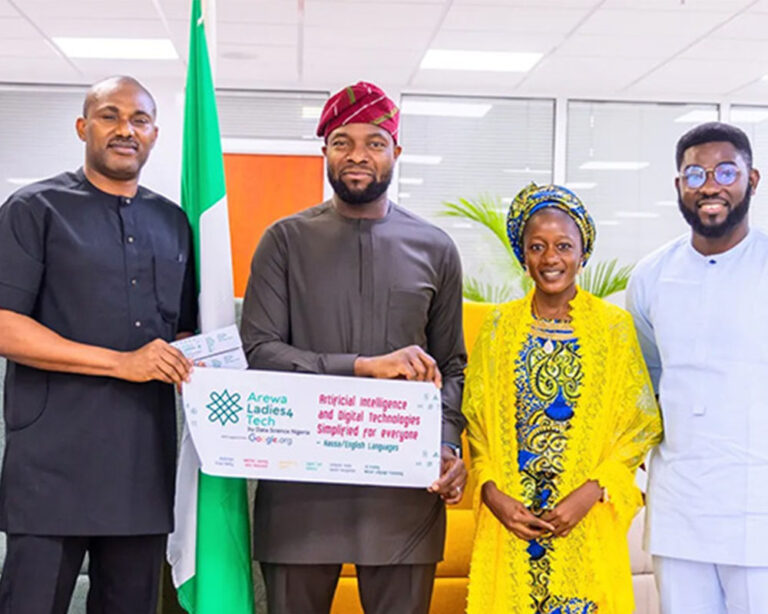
[541,480,603,537]
[481,481,555,540]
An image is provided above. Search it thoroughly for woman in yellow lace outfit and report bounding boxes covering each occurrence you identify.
[464,184,662,614]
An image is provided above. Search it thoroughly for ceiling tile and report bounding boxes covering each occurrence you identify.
[0,2,18,17]
[626,58,766,96]
[0,55,82,83]
[452,0,597,5]
[603,0,751,10]
[578,8,730,36]
[217,1,299,24]
[554,34,691,59]
[441,5,590,33]
[408,69,528,93]
[304,26,432,51]
[304,1,444,28]
[429,30,558,53]
[219,22,297,46]
[215,44,296,74]
[682,37,768,60]
[0,17,41,38]
[303,47,424,86]
[0,37,59,58]
[520,56,658,94]
[71,58,185,81]
[726,79,768,103]
[20,0,159,21]
[216,56,300,88]
[710,11,768,39]
[38,18,169,38]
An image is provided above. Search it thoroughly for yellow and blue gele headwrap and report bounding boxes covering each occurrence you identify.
[506,182,596,266]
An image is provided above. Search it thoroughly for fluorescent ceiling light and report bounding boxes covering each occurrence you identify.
[399,193,411,199]
[564,182,597,190]
[596,220,621,226]
[420,49,542,72]
[452,222,474,229]
[399,177,424,185]
[674,109,717,123]
[731,109,768,123]
[580,161,649,171]
[302,106,322,119]
[656,200,677,207]
[400,154,442,165]
[503,167,551,175]
[401,100,492,118]
[53,37,178,60]
[614,211,660,219]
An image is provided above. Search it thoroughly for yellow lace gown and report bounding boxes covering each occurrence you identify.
[463,290,662,614]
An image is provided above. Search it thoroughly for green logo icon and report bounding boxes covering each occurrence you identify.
[207,389,243,425]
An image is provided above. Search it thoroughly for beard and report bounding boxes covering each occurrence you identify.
[328,167,392,205]
[678,190,750,239]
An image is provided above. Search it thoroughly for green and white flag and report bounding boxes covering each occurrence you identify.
[167,1,254,612]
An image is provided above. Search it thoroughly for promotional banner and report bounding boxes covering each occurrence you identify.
[182,368,443,488]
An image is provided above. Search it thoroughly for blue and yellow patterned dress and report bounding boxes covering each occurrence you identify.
[516,316,597,614]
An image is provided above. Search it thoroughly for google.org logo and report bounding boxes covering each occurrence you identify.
[248,433,293,446]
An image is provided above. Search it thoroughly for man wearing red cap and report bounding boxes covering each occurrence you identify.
[241,81,467,613]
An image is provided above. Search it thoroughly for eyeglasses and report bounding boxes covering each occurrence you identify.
[681,161,741,189]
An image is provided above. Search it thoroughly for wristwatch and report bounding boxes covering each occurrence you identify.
[442,442,462,459]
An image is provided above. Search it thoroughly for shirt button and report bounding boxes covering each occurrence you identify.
[134,320,142,328]
[709,259,716,264]
[127,236,135,244]
[130,278,137,286]
[126,198,132,205]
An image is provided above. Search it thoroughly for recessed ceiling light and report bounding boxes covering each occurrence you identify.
[302,106,322,119]
[399,193,411,199]
[580,161,649,171]
[614,211,660,219]
[52,37,178,60]
[674,110,717,123]
[762,74,768,81]
[564,182,597,190]
[401,100,492,118]
[400,154,442,165]
[399,177,424,185]
[420,49,542,72]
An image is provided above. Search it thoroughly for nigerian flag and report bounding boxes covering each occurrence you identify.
[167,0,254,612]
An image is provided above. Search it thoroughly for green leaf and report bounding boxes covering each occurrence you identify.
[441,194,518,265]
[577,259,634,298]
[463,277,520,303]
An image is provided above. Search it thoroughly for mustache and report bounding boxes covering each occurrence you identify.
[340,165,372,174]
[108,138,138,148]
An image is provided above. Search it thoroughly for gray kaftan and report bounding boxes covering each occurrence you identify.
[241,200,466,564]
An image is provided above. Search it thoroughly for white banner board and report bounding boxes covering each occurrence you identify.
[182,368,442,488]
